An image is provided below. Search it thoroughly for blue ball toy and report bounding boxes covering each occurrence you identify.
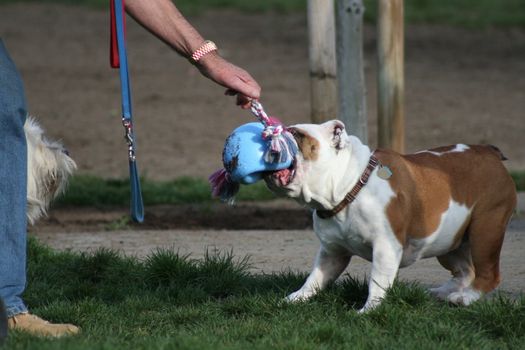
[223,122,293,184]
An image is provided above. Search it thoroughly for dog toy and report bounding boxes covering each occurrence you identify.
[209,100,298,203]
[110,0,144,223]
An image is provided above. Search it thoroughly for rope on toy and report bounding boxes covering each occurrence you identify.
[209,100,298,203]
[249,100,297,164]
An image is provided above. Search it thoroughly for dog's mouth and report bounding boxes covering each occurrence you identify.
[265,158,297,187]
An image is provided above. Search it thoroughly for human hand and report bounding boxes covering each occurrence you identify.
[196,52,261,109]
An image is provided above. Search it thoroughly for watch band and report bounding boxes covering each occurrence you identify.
[191,40,218,62]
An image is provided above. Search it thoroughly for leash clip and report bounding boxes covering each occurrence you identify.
[122,118,136,162]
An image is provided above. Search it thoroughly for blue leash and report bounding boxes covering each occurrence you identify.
[111,0,144,223]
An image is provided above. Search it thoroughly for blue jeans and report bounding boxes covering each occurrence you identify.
[0,39,28,317]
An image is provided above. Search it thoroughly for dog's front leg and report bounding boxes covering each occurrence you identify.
[359,239,402,313]
[287,246,351,302]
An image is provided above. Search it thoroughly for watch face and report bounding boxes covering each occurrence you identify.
[0,298,7,344]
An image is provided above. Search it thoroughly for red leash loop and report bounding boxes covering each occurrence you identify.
[110,0,126,68]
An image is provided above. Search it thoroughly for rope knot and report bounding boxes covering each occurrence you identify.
[249,101,297,164]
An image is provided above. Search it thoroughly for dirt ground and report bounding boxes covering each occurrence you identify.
[1,4,524,180]
[2,4,525,294]
[30,213,525,296]
[29,198,525,296]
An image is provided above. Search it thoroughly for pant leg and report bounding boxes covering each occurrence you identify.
[0,39,28,317]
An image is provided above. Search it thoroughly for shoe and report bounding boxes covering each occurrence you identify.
[7,312,79,338]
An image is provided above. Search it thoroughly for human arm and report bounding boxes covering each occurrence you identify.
[124,0,260,108]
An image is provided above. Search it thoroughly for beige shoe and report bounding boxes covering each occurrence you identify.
[8,313,79,338]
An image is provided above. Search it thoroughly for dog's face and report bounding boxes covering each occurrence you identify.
[25,117,76,224]
[264,120,350,207]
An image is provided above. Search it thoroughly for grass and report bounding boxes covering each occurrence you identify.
[55,172,525,208]
[365,0,525,28]
[511,171,525,194]
[4,237,525,349]
[1,0,525,28]
[55,175,276,207]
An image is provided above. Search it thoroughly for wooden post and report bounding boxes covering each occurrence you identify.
[307,0,337,123]
[336,0,367,143]
[377,0,404,152]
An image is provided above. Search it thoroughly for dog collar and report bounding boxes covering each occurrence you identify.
[316,153,380,219]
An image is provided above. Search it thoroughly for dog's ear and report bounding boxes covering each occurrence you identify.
[327,120,348,150]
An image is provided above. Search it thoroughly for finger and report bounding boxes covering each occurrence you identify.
[221,69,261,100]
[234,81,261,100]
[236,94,252,109]
[224,82,257,101]
[238,75,261,100]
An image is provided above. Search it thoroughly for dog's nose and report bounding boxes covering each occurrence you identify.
[63,149,70,156]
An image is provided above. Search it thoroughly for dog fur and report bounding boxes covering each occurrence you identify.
[25,117,76,224]
[265,120,516,312]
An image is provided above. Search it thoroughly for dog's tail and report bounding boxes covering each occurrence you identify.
[488,145,508,161]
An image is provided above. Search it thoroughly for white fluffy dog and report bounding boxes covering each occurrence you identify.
[25,117,76,224]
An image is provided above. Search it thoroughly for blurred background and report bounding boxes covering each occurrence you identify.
[0,0,524,207]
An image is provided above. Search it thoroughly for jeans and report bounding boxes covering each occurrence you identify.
[0,39,28,317]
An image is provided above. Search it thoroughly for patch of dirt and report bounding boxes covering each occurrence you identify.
[31,201,313,233]
[29,219,525,296]
[1,4,524,182]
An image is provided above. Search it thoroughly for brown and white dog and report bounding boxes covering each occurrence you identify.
[264,120,516,312]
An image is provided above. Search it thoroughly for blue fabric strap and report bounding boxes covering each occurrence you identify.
[114,0,144,223]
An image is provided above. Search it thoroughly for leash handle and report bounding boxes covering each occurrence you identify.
[111,0,144,223]
[109,0,119,68]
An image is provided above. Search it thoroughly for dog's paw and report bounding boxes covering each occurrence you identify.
[428,287,448,300]
[447,289,482,306]
[285,290,313,303]
[429,283,459,300]
[357,298,381,314]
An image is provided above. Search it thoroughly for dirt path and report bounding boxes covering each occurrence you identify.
[1,4,524,181]
[31,219,525,296]
[30,195,525,295]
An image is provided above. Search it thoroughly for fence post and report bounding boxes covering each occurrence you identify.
[336,0,367,143]
[307,0,337,123]
[377,0,404,152]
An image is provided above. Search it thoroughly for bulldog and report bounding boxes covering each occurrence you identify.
[264,120,517,312]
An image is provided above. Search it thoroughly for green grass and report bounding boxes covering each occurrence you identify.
[511,171,525,194]
[365,0,525,28]
[55,175,276,207]
[1,0,525,28]
[55,172,525,208]
[5,237,525,349]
